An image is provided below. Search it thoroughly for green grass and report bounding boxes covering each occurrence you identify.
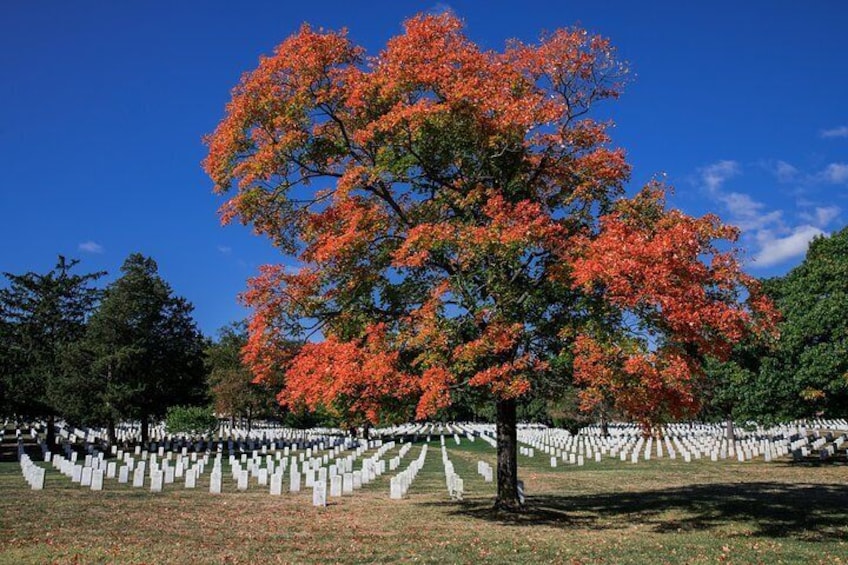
[1,439,846,564]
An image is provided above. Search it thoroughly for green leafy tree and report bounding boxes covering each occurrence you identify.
[0,256,103,444]
[207,322,279,430]
[704,226,848,424]
[165,405,219,435]
[82,254,207,444]
[764,227,848,417]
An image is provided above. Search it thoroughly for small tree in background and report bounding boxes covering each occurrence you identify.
[207,322,279,430]
[165,405,219,436]
[204,14,777,509]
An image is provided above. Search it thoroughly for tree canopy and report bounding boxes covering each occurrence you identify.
[206,322,280,429]
[78,253,207,443]
[705,226,848,423]
[0,256,103,442]
[204,13,777,507]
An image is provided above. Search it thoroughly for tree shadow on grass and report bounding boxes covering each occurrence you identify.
[428,482,848,541]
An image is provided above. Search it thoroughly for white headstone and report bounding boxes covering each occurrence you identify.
[312,480,327,507]
[132,468,145,488]
[270,472,283,495]
[150,470,163,492]
[81,466,93,487]
[31,467,45,490]
[330,475,342,497]
[90,469,104,491]
[210,471,222,494]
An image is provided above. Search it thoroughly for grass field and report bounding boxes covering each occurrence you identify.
[1,439,846,564]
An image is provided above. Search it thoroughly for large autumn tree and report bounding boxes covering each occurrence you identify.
[204,14,776,508]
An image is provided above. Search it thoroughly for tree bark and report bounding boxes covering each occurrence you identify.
[725,418,735,442]
[600,414,609,438]
[46,413,56,449]
[495,398,521,510]
[140,415,149,445]
[107,418,116,446]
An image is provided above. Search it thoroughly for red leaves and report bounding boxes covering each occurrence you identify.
[573,335,699,430]
[569,187,779,426]
[282,324,416,423]
[302,197,388,264]
[204,13,773,430]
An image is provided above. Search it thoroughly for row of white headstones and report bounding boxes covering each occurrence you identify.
[21,433,446,506]
[450,419,848,467]
[511,423,848,467]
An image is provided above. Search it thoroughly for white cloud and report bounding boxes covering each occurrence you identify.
[717,191,783,231]
[799,205,841,228]
[821,125,848,138]
[820,163,848,184]
[218,245,232,255]
[78,241,104,254]
[753,225,825,267]
[773,160,798,183]
[698,160,740,193]
[696,160,832,269]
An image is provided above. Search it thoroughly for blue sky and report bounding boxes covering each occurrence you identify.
[1,1,846,336]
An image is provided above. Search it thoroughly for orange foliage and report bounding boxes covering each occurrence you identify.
[204,13,776,427]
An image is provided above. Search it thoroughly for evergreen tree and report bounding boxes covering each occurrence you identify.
[0,256,103,445]
[82,254,206,444]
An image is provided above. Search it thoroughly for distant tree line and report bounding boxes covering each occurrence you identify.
[0,253,288,445]
[2,227,847,439]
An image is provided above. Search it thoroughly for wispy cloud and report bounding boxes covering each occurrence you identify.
[698,160,740,193]
[800,205,841,228]
[218,245,232,255]
[715,191,783,231]
[761,159,799,183]
[820,125,848,139]
[820,162,848,184]
[753,226,826,267]
[696,160,838,269]
[78,241,104,254]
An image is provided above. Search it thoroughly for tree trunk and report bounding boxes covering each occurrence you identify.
[46,414,56,448]
[107,418,116,446]
[230,414,235,430]
[495,398,521,510]
[725,418,735,442]
[140,415,149,445]
[600,414,609,438]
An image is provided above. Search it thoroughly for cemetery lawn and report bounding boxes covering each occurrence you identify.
[1,440,846,564]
